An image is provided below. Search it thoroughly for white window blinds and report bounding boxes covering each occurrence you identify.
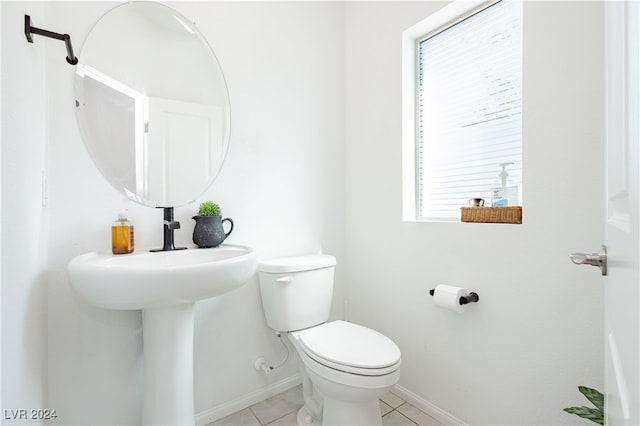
[417,0,522,221]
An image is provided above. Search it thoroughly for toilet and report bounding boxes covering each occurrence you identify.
[258,255,401,425]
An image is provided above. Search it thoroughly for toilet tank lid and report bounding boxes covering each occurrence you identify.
[258,254,336,273]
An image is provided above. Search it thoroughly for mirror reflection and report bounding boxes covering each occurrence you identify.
[75,2,230,207]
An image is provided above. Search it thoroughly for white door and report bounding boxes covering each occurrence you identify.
[604,1,639,424]
[145,97,222,205]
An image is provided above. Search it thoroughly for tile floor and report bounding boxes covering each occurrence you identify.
[207,386,442,426]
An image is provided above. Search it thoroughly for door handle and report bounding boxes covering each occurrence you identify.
[570,245,607,276]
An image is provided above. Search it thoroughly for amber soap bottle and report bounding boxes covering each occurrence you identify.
[112,211,134,254]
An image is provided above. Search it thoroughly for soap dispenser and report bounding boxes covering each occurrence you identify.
[491,162,519,207]
[112,210,134,254]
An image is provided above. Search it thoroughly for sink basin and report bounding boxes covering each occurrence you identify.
[68,244,256,310]
[67,243,256,425]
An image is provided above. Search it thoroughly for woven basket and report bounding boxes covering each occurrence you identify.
[460,206,522,224]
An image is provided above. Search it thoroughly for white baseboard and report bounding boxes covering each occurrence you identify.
[391,384,468,426]
[195,374,302,425]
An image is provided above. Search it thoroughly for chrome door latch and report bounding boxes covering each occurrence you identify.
[570,245,607,276]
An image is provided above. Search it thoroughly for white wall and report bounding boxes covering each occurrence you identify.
[345,2,604,425]
[1,2,49,423]
[42,2,345,424]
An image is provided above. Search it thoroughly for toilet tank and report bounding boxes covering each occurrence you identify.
[258,255,336,332]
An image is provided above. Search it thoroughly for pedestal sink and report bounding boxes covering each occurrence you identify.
[67,244,256,425]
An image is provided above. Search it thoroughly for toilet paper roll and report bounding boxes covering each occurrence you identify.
[432,284,469,313]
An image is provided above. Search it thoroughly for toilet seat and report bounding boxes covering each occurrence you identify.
[295,320,401,376]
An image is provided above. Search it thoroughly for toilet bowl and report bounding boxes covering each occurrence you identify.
[258,255,401,425]
[290,320,401,425]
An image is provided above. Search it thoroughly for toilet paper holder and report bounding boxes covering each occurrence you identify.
[429,288,480,305]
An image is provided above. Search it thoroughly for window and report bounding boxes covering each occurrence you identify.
[402,0,523,222]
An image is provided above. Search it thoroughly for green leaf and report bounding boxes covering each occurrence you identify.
[579,386,604,412]
[563,406,604,425]
[197,201,222,216]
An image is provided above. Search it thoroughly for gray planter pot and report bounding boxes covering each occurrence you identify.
[192,216,234,248]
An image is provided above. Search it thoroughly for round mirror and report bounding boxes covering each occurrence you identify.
[75,1,230,207]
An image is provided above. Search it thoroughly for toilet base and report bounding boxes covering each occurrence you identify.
[297,406,321,426]
[295,400,381,426]
[321,396,382,426]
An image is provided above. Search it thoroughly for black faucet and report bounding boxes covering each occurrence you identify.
[150,207,187,252]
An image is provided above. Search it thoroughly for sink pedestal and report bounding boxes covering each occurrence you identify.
[67,244,257,425]
[142,303,195,425]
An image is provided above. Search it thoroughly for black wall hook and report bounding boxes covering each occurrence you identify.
[25,15,78,65]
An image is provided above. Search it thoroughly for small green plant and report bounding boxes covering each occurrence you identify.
[564,386,604,425]
[197,201,222,217]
